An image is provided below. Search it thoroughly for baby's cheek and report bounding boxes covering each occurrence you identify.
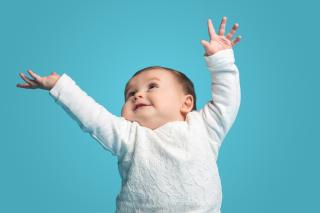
[121,105,133,121]
[121,104,128,116]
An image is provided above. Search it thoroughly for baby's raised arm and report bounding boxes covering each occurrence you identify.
[199,17,242,145]
[16,71,135,158]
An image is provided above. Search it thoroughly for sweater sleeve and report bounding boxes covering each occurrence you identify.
[49,73,135,158]
[199,48,241,147]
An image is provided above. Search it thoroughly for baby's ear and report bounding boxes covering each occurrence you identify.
[180,94,194,115]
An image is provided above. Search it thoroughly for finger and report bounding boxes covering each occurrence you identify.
[16,83,35,89]
[226,23,239,40]
[208,19,216,40]
[232,36,242,46]
[28,70,42,82]
[218,16,227,36]
[19,73,37,86]
[200,40,211,49]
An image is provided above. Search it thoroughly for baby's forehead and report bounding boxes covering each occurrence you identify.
[136,68,174,79]
[127,69,177,87]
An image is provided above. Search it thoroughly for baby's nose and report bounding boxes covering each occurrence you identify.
[134,91,144,100]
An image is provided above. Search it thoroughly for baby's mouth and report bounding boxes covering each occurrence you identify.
[134,103,151,111]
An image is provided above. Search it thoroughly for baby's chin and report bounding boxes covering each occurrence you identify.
[124,116,149,125]
[122,107,153,123]
[121,115,159,129]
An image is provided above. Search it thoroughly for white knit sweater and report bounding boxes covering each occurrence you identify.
[49,48,241,213]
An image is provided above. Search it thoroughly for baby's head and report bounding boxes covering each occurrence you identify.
[121,66,197,130]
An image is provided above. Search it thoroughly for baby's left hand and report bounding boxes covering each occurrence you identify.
[201,16,241,56]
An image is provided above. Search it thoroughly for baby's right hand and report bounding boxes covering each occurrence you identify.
[16,70,60,90]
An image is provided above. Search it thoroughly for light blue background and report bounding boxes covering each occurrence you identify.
[1,0,319,212]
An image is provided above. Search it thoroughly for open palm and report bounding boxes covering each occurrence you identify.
[16,70,60,90]
[201,16,241,56]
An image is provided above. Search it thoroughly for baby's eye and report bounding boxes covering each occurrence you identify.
[128,91,136,97]
[148,83,158,89]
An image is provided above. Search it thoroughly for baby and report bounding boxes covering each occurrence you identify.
[17,16,241,213]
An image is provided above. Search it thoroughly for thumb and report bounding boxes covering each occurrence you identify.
[200,40,210,49]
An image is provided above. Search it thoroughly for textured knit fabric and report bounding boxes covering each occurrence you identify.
[49,48,241,213]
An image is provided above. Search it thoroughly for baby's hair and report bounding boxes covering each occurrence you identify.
[124,66,197,111]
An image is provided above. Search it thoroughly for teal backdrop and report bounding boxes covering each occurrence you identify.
[1,0,319,212]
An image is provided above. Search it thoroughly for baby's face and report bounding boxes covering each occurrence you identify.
[121,69,192,130]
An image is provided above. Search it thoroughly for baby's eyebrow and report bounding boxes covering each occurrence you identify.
[125,77,160,94]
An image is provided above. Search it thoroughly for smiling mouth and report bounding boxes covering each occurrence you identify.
[134,104,150,111]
